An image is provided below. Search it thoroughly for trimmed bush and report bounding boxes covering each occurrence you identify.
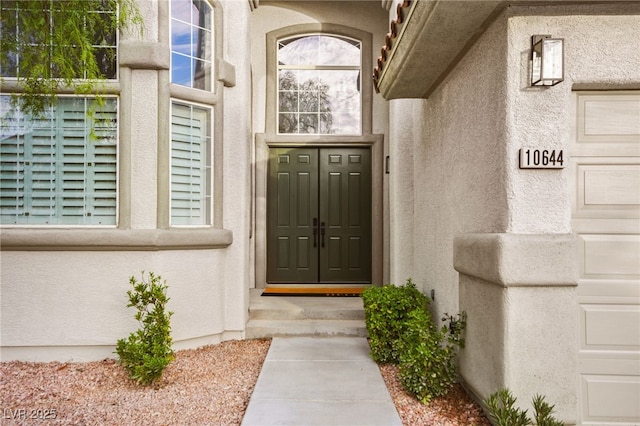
[361,279,430,363]
[362,279,467,403]
[116,272,174,386]
[397,310,467,403]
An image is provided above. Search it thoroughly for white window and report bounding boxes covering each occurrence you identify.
[0,1,117,79]
[0,96,118,225]
[170,101,212,226]
[170,0,214,91]
[277,34,362,135]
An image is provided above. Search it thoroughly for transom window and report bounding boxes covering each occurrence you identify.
[277,34,361,135]
[170,0,214,91]
[0,96,118,225]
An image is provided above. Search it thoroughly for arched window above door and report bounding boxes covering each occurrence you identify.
[277,34,362,135]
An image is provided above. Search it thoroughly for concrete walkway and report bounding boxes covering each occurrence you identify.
[241,337,402,426]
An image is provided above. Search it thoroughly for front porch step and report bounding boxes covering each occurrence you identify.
[246,289,368,338]
[245,319,368,338]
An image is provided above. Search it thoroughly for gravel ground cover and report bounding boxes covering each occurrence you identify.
[0,340,270,425]
[379,364,491,426]
[1,338,489,425]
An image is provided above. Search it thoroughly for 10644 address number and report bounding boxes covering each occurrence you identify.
[519,148,565,169]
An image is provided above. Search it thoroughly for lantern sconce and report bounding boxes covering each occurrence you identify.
[530,35,564,86]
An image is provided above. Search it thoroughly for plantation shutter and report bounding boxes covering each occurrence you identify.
[170,102,211,226]
[0,97,117,225]
[27,109,58,223]
[0,104,29,223]
[89,102,118,223]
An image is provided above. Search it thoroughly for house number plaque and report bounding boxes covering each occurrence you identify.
[519,148,565,169]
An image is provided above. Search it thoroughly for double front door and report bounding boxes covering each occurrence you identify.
[267,147,372,284]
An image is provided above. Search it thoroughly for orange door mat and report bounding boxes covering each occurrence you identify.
[262,287,365,297]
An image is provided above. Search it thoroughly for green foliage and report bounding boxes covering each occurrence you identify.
[532,394,564,426]
[278,70,333,134]
[397,310,467,403]
[361,279,430,363]
[485,389,532,426]
[116,272,174,386]
[485,389,564,426]
[1,0,143,116]
[361,279,467,403]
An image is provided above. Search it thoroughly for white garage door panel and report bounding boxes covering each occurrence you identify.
[578,280,640,303]
[578,93,640,143]
[580,235,640,277]
[581,375,640,423]
[573,219,640,235]
[580,304,640,350]
[584,167,640,205]
[573,91,640,425]
[574,159,640,219]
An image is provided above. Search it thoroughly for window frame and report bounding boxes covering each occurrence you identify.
[169,99,213,227]
[265,24,374,141]
[162,0,223,229]
[0,0,119,80]
[276,33,363,136]
[169,0,215,92]
[0,95,120,227]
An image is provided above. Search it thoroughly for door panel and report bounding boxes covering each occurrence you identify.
[319,148,371,282]
[267,148,319,283]
[267,147,371,284]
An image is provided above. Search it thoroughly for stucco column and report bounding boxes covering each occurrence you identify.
[388,99,426,284]
[455,233,578,424]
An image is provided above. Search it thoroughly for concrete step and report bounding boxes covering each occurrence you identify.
[245,319,368,339]
[246,289,368,338]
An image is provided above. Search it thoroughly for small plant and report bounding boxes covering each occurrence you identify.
[361,279,430,363]
[485,388,531,426]
[397,309,467,403]
[116,272,174,386]
[485,388,564,426]
[532,394,564,426]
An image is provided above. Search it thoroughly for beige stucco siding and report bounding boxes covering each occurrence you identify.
[0,250,234,361]
[505,10,640,234]
[0,0,254,362]
[388,11,511,318]
[386,4,639,424]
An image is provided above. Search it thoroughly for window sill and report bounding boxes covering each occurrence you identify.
[0,228,233,251]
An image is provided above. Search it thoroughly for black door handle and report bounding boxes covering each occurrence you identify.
[313,218,318,247]
[320,221,326,248]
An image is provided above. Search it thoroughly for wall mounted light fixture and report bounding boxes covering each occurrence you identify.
[531,35,564,86]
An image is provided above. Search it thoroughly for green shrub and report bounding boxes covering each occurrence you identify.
[116,272,174,386]
[362,279,467,403]
[485,388,564,426]
[397,309,467,403]
[361,279,430,363]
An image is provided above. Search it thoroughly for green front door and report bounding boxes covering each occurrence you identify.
[267,147,371,284]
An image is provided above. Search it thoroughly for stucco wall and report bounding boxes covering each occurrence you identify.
[388,11,510,317]
[387,3,639,423]
[0,250,232,361]
[505,6,640,234]
[0,0,253,362]
[388,99,420,285]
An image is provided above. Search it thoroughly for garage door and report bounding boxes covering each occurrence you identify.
[572,91,640,425]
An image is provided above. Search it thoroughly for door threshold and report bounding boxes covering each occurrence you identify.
[262,285,370,297]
